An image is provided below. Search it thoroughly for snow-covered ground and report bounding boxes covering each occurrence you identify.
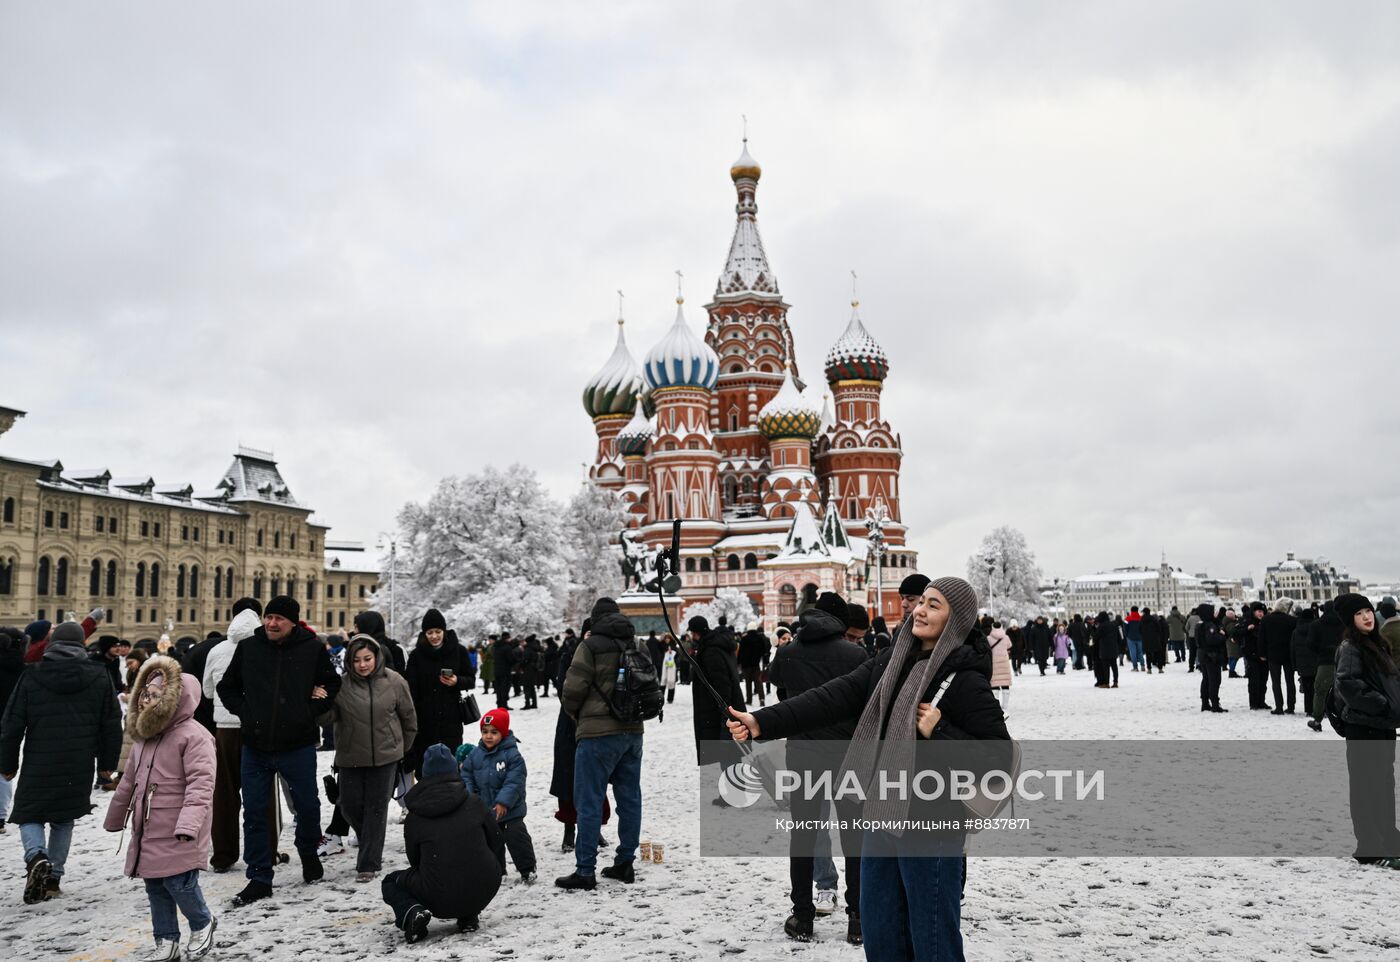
[7,662,1394,961]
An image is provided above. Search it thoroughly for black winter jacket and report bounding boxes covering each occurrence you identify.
[180,635,223,732]
[1094,620,1123,661]
[216,624,341,754]
[1291,611,1320,674]
[738,630,771,670]
[767,610,869,740]
[1308,612,1343,666]
[754,629,1009,745]
[405,631,475,767]
[1334,640,1400,731]
[692,628,745,765]
[1259,611,1297,663]
[0,653,122,823]
[1,629,30,723]
[400,774,505,919]
[1196,619,1228,657]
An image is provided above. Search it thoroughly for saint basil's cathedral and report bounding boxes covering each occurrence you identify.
[581,141,916,631]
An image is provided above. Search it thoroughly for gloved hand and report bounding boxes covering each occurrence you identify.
[89,607,106,623]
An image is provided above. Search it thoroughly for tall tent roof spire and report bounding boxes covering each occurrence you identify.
[717,133,778,299]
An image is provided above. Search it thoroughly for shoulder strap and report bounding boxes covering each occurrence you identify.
[933,671,958,704]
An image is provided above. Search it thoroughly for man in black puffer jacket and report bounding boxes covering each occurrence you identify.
[1260,599,1298,714]
[383,743,504,943]
[354,610,406,674]
[217,595,341,905]
[767,593,870,940]
[689,616,745,768]
[1291,607,1319,718]
[1307,602,1344,731]
[1,622,121,903]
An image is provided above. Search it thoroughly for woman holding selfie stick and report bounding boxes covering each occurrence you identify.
[726,577,1009,962]
[405,610,475,775]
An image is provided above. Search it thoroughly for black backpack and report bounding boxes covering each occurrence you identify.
[593,638,664,723]
[1324,683,1347,736]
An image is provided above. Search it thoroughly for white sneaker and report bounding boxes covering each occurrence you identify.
[185,917,217,960]
[347,832,359,848]
[141,939,180,962]
[814,890,837,915]
[316,835,345,857]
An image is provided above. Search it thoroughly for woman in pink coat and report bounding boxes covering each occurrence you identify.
[105,656,218,962]
[986,621,1013,716]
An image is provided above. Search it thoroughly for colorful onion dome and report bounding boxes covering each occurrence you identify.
[730,139,761,181]
[824,300,888,382]
[582,318,643,418]
[758,365,822,440]
[615,394,653,457]
[643,298,720,392]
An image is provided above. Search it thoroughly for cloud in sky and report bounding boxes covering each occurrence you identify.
[2,1,1398,585]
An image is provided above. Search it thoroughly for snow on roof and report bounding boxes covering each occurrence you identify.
[712,532,786,552]
[37,477,242,515]
[222,451,303,508]
[325,545,380,575]
[1071,569,1202,586]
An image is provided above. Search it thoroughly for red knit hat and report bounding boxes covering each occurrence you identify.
[481,708,510,737]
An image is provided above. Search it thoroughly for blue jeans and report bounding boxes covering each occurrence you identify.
[1127,638,1144,667]
[573,733,642,876]
[0,775,13,821]
[19,821,74,877]
[812,801,837,890]
[861,835,963,962]
[145,870,211,942]
[241,744,320,883]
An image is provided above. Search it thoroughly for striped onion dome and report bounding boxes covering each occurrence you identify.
[824,301,889,382]
[582,319,643,418]
[642,298,719,392]
[757,366,821,440]
[615,394,653,456]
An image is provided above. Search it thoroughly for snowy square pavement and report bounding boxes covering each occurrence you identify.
[6,665,1393,961]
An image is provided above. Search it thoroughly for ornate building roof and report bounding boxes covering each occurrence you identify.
[643,299,720,391]
[583,319,643,418]
[615,394,654,457]
[715,140,779,298]
[824,301,889,382]
[757,366,821,440]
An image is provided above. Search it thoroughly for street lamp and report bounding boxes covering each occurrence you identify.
[985,553,998,621]
[865,499,890,621]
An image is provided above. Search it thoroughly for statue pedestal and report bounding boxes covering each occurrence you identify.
[616,591,685,639]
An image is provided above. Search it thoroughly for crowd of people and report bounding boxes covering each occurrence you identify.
[0,573,1397,962]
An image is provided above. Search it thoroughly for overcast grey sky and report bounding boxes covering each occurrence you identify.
[2,1,1398,585]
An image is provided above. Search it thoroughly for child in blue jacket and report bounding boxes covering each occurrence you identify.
[460,709,537,882]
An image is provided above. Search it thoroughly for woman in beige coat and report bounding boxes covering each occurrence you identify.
[986,621,1013,717]
[321,635,417,882]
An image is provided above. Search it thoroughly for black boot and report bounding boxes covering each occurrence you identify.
[554,872,597,891]
[232,880,273,907]
[600,861,635,884]
[457,915,479,933]
[23,854,51,905]
[302,851,324,883]
[847,914,863,945]
[404,905,432,944]
[784,915,814,942]
[562,823,576,853]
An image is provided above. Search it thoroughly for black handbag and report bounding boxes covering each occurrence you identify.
[459,691,482,725]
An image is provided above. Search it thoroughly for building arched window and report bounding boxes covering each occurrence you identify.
[274,531,281,550]
[779,583,797,618]
[136,562,146,597]
[177,564,187,598]
[257,529,264,547]
[55,557,68,596]
[90,559,101,596]
[190,565,199,599]
[744,553,758,570]
[741,477,754,496]
[848,499,860,520]
[700,557,712,572]
[150,562,161,597]
[684,558,696,572]
[252,575,263,599]
[270,577,281,597]
[724,477,738,504]
[286,576,296,601]
[727,554,741,571]
[2,497,13,523]
[106,560,117,596]
[213,566,223,599]
[225,567,234,598]
[0,558,12,595]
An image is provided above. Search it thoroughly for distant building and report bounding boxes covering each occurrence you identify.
[1262,553,1359,605]
[0,406,376,643]
[1194,574,1249,603]
[1065,562,1211,617]
[322,541,384,633]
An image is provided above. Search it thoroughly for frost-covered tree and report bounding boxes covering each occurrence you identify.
[561,483,629,626]
[382,465,569,642]
[965,525,1045,624]
[684,587,759,632]
[447,577,563,640]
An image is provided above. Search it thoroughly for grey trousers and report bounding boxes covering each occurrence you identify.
[338,762,398,873]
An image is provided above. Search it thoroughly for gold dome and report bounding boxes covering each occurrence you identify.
[730,141,761,181]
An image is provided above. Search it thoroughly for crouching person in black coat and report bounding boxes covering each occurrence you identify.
[383,743,506,943]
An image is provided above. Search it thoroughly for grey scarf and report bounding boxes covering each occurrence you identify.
[840,576,980,831]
